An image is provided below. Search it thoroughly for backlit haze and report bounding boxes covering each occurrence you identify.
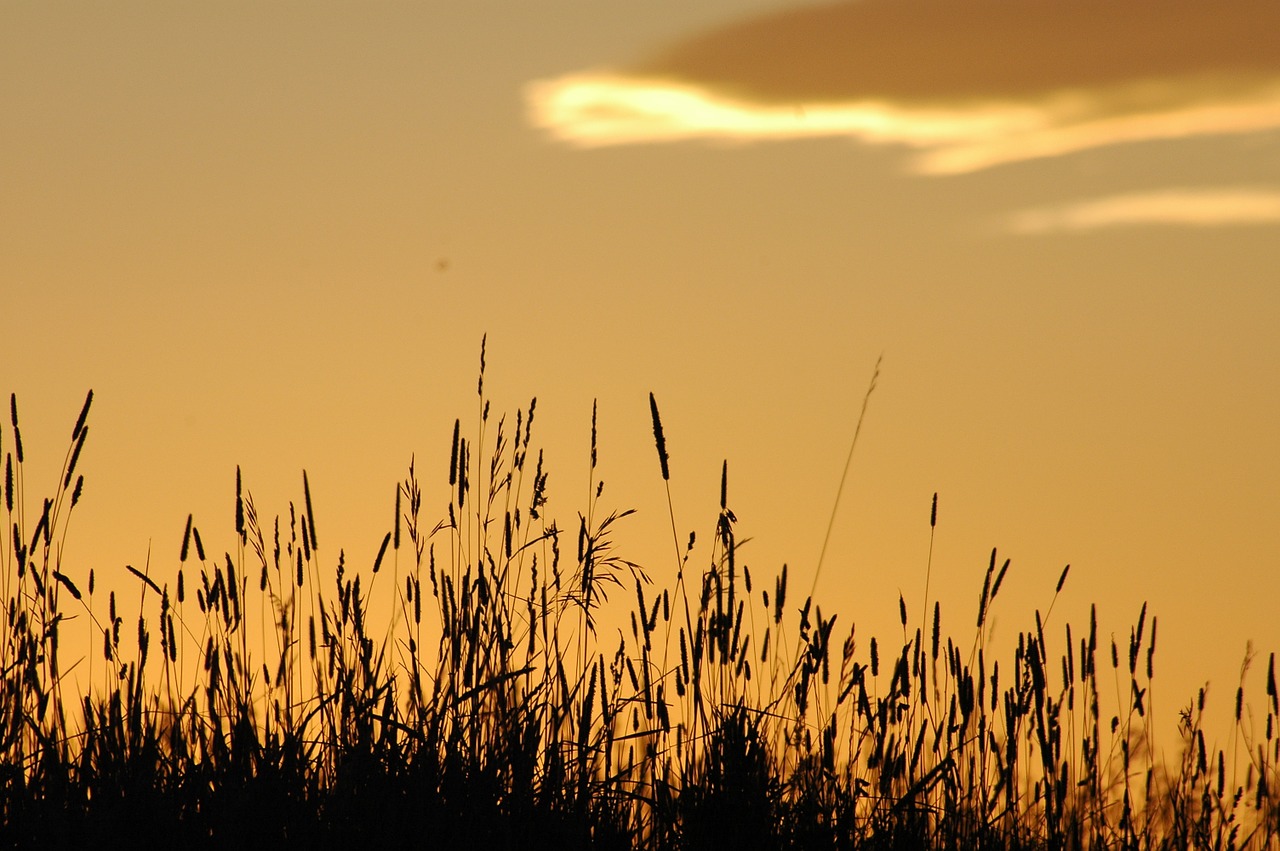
[4,0,1278,751]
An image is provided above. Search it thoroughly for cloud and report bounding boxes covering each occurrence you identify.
[527,73,1280,174]
[1006,187,1280,233]
[526,0,1280,173]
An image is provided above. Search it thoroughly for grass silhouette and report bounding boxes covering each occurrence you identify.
[2,350,1277,849]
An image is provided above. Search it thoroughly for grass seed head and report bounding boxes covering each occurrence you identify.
[648,393,670,481]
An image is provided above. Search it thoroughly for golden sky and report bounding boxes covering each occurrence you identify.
[3,0,1278,747]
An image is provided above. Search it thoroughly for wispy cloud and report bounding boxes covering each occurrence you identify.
[526,0,1280,173]
[528,73,1045,148]
[527,74,1280,175]
[1006,187,1280,233]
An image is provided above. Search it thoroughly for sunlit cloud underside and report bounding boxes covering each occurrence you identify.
[526,73,1280,175]
[1007,187,1280,233]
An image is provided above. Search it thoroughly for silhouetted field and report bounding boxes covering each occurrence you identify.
[3,351,1277,849]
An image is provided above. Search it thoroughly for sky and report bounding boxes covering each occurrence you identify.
[3,0,1279,753]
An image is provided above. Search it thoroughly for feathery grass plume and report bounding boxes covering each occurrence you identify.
[64,426,88,488]
[9,393,23,463]
[591,399,598,471]
[990,555,1011,602]
[526,394,537,444]
[1129,605,1148,676]
[235,465,244,539]
[52,570,81,601]
[181,514,193,562]
[454,436,469,508]
[1269,653,1278,716]
[70,389,93,442]
[193,526,206,561]
[303,470,317,550]
[13,526,26,575]
[932,601,941,661]
[393,485,401,550]
[449,418,460,486]
[1055,563,1071,594]
[1135,600,1148,651]
[373,532,390,573]
[137,614,149,666]
[225,553,239,606]
[648,392,670,481]
[977,549,996,627]
[31,498,52,551]
[1146,616,1157,679]
[126,563,162,596]
[774,563,787,624]
[720,460,728,511]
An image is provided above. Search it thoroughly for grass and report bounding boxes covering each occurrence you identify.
[2,350,1278,849]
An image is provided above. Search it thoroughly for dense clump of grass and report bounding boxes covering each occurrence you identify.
[3,358,1278,849]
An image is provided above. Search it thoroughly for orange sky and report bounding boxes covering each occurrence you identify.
[3,0,1279,752]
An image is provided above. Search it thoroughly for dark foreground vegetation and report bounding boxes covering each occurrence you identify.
[3,354,1278,849]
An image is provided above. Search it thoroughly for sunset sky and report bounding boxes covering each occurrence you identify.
[4,0,1278,748]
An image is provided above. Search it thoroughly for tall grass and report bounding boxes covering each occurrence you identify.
[2,361,1277,849]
